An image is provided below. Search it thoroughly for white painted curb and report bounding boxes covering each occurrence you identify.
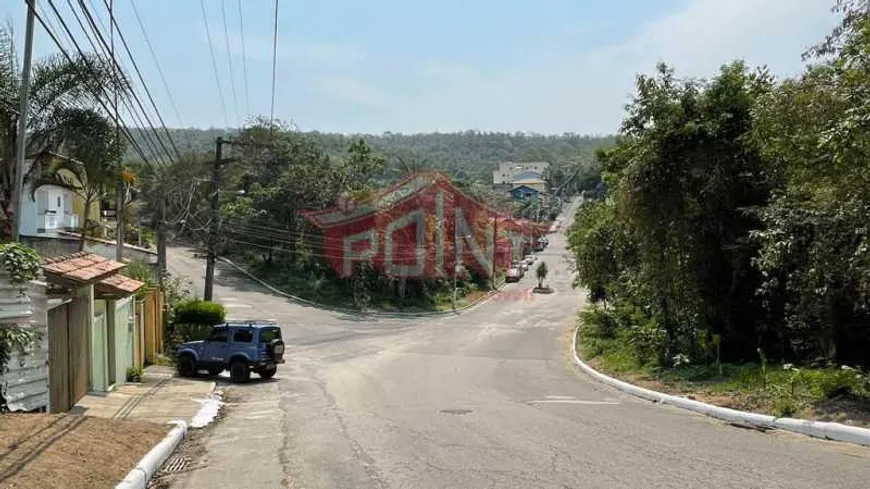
[571,326,870,447]
[218,256,506,317]
[115,420,188,489]
[114,388,225,488]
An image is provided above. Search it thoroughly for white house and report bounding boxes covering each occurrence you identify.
[19,184,79,237]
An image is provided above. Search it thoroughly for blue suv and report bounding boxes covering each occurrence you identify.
[175,320,286,383]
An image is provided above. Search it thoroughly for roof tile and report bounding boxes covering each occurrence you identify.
[97,274,145,295]
[42,252,126,285]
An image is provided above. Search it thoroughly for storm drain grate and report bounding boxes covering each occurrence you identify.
[161,456,191,473]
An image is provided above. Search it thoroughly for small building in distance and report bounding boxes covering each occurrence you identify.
[509,171,547,194]
[493,161,549,186]
[509,185,542,200]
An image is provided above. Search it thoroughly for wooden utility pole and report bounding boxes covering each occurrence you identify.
[202,137,274,301]
[203,137,224,301]
[156,196,167,289]
[11,0,37,242]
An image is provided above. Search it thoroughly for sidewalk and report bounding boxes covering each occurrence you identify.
[72,366,215,424]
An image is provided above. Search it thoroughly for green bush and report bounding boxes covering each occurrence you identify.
[173,299,226,326]
[807,368,864,399]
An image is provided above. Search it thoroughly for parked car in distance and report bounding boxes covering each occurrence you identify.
[175,320,286,383]
[506,264,523,282]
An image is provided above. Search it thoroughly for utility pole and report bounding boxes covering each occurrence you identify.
[110,0,125,261]
[11,0,37,242]
[492,215,498,288]
[156,196,167,289]
[202,137,273,301]
[203,137,223,302]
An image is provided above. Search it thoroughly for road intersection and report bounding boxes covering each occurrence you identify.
[164,203,870,489]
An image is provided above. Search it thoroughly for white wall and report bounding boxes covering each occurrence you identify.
[0,280,49,412]
[19,184,76,237]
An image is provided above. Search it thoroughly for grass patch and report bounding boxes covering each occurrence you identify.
[154,353,175,367]
[576,311,870,425]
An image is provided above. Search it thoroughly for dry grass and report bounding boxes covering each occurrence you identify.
[0,413,169,489]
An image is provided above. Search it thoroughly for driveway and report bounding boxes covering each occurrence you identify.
[165,204,870,489]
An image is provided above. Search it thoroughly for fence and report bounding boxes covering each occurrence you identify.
[135,290,165,365]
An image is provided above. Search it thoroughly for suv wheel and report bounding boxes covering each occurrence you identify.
[258,365,277,379]
[229,360,250,383]
[177,354,197,377]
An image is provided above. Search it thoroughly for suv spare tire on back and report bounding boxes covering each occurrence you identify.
[269,339,285,361]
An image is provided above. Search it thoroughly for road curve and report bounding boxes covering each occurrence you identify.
[167,206,870,489]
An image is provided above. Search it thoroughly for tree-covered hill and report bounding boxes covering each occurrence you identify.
[126,128,614,182]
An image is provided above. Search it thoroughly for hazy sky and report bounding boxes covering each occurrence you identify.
[3,0,839,135]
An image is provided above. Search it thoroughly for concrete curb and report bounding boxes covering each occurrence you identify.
[114,386,225,489]
[115,420,188,489]
[571,326,870,447]
[218,256,506,318]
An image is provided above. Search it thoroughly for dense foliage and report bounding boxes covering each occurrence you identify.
[140,118,571,310]
[0,24,125,238]
[128,128,611,190]
[568,1,870,370]
[0,242,43,378]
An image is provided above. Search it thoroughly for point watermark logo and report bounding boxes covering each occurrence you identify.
[302,171,550,280]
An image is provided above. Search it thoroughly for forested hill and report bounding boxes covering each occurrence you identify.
[127,128,614,181]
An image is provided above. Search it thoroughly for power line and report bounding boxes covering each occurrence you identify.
[200,0,230,129]
[220,0,240,127]
[128,0,190,148]
[58,0,169,164]
[38,1,153,166]
[237,0,250,118]
[58,0,167,165]
[269,0,279,138]
[80,0,183,162]
[94,0,183,161]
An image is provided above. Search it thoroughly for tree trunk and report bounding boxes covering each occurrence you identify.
[79,197,93,252]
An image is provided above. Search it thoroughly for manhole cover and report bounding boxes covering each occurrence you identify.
[161,456,191,473]
[440,409,473,415]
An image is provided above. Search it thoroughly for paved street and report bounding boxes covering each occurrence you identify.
[165,206,870,489]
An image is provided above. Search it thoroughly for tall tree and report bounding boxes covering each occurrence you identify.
[30,109,126,250]
[0,23,122,237]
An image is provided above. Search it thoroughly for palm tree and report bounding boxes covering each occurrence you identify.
[30,108,126,250]
[0,23,124,237]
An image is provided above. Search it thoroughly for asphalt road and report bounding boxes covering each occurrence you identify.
[166,204,870,489]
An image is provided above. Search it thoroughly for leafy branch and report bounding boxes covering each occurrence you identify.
[0,242,42,287]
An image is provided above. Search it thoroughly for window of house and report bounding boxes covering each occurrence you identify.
[57,196,61,207]
[233,329,254,343]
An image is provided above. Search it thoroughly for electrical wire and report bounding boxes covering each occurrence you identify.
[32,6,153,166]
[57,0,167,165]
[200,0,230,129]
[128,0,193,150]
[34,0,151,165]
[269,0,279,138]
[237,0,250,118]
[81,0,183,162]
[220,0,241,127]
